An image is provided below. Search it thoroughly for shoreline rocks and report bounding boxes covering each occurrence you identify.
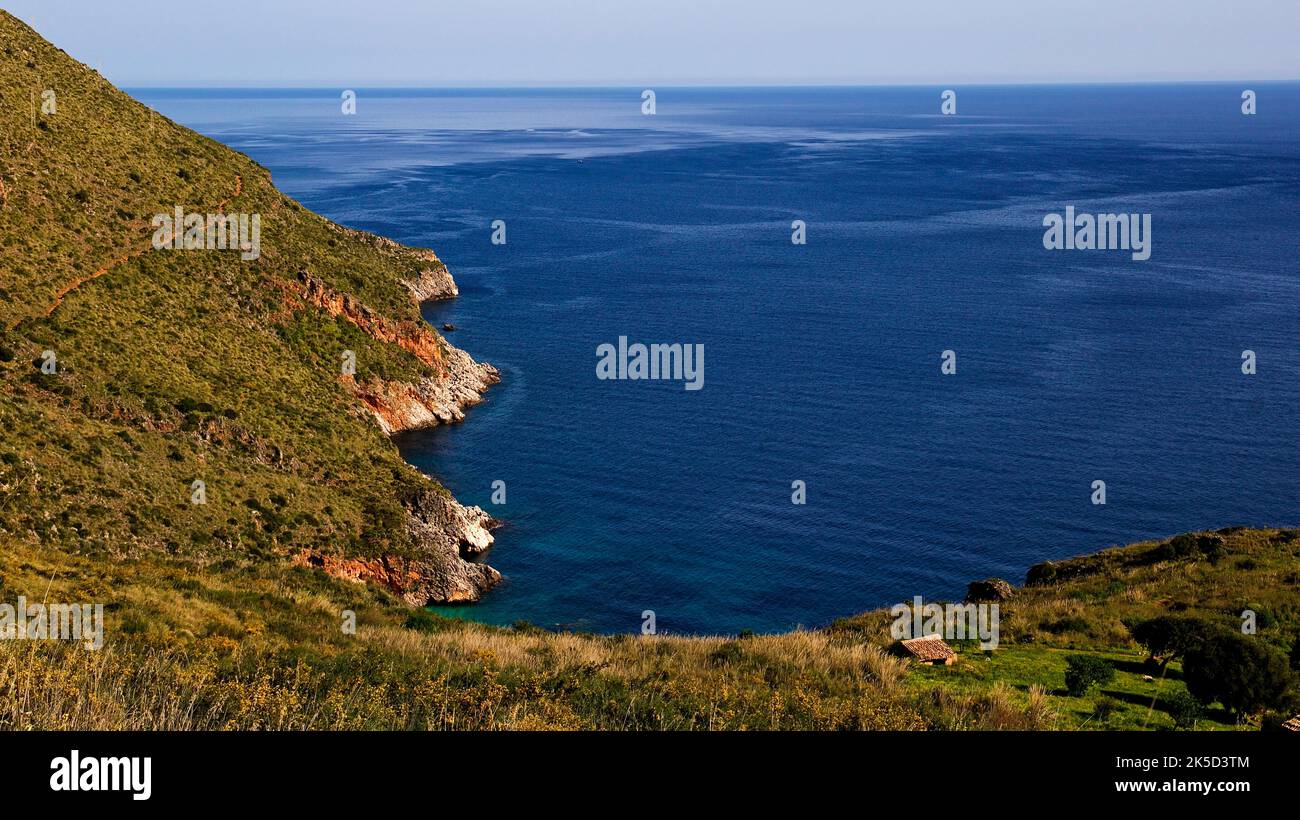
[965,578,1015,603]
[352,350,500,435]
[294,487,501,604]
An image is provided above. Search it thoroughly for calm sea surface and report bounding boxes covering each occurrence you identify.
[136,85,1300,634]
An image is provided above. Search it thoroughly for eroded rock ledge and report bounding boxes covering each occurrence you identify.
[352,343,500,435]
[403,264,459,302]
[292,265,502,603]
[293,487,499,605]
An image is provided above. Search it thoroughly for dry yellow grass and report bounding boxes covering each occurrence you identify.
[2,524,1291,730]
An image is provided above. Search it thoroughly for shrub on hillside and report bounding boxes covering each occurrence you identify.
[1026,556,1106,586]
[1128,615,1227,669]
[1183,632,1293,715]
[1091,695,1121,723]
[1045,615,1092,636]
[1141,533,1226,566]
[708,641,745,667]
[404,610,457,634]
[1164,689,1202,729]
[1237,602,1276,630]
[1064,655,1114,697]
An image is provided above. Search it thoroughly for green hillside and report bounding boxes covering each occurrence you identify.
[0,10,494,588]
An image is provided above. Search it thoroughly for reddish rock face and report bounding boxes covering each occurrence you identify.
[348,358,500,435]
[297,271,445,367]
[296,271,500,435]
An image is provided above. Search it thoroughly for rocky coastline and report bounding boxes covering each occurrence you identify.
[294,258,503,604]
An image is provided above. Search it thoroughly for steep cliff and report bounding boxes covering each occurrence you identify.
[291,271,503,601]
[0,10,501,603]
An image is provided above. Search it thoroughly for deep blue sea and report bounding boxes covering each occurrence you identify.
[135,86,1300,635]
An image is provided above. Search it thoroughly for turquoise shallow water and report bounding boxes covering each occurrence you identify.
[138,85,1300,635]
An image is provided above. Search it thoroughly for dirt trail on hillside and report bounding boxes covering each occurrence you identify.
[13,175,244,329]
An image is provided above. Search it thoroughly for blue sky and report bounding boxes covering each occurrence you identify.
[5,0,1297,86]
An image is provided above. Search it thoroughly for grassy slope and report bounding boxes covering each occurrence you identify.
[1,11,454,564]
[3,524,1295,730]
[1,13,1295,730]
[830,527,1300,730]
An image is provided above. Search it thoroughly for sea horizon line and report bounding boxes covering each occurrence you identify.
[121,79,1300,93]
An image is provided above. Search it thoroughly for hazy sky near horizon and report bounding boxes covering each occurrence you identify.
[4,0,1297,86]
